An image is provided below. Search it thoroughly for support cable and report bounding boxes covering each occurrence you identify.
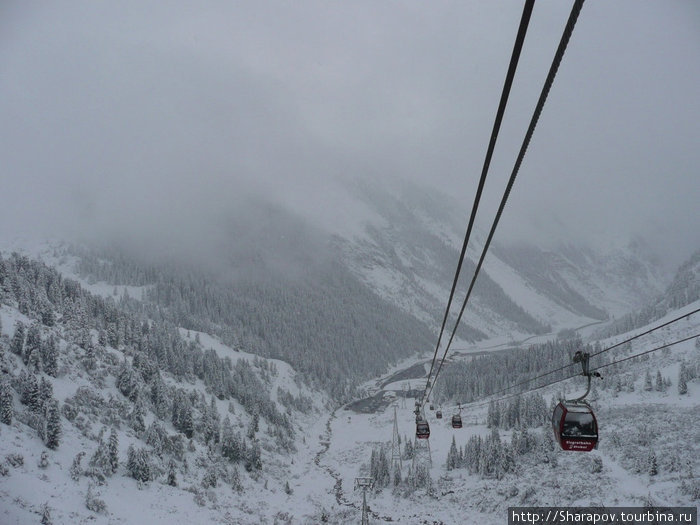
[458,331,700,411]
[589,307,700,359]
[452,307,700,405]
[422,0,536,406]
[425,0,586,407]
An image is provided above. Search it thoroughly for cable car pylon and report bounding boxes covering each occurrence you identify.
[354,477,373,525]
[390,406,402,475]
[412,403,432,473]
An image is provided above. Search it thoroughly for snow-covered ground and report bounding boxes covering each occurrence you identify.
[0,242,697,524]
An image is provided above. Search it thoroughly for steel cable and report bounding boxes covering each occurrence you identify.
[425,0,586,406]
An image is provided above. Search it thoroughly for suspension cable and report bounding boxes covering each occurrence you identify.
[589,306,700,359]
[451,307,700,404]
[460,331,700,410]
[592,332,700,373]
[422,0,536,407]
[425,0,586,406]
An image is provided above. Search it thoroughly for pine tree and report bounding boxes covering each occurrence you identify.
[447,436,459,471]
[230,466,242,493]
[39,377,54,407]
[678,366,688,395]
[70,452,85,481]
[21,373,41,411]
[648,451,658,476]
[41,308,55,327]
[644,370,653,391]
[130,402,145,434]
[24,324,42,365]
[10,322,25,356]
[0,381,13,425]
[370,449,378,482]
[83,343,96,371]
[45,399,61,449]
[614,376,623,396]
[89,436,112,478]
[247,414,257,440]
[42,335,58,377]
[655,371,664,392]
[126,445,151,482]
[245,440,262,472]
[377,446,390,487]
[203,397,220,445]
[167,460,177,487]
[116,363,139,402]
[221,417,241,462]
[487,401,500,428]
[27,346,42,373]
[108,428,119,473]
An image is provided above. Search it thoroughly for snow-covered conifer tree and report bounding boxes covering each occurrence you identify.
[10,322,25,356]
[108,428,119,473]
[42,335,58,377]
[45,399,61,449]
[678,364,688,395]
[0,381,13,425]
[655,371,664,392]
[167,460,177,487]
[447,436,460,470]
[126,445,151,482]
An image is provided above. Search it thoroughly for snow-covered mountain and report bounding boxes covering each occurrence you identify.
[331,178,667,343]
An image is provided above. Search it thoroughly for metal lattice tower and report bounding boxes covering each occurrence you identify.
[390,406,402,474]
[354,477,373,525]
[411,433,432,472]
[411,405,432,474]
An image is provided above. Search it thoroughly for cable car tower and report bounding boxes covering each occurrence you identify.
[354,477,373,525]
[390,406,402,474]
[412,402,432,472]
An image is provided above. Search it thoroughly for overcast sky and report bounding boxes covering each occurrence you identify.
[1,1,698,265]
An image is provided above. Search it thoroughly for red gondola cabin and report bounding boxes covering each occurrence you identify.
[552,402,598,452]
[416,418,430,439]
[451,414,462,429]
[436,410,442,419]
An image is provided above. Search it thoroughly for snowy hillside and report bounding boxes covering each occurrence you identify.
[0,245,697,524]
[317,305,700,524]
[333,179,667,343]
[0,252,344,524]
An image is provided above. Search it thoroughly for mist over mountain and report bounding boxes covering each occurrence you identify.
[59,176,676,373]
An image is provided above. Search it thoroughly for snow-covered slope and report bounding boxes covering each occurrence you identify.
[334,179,667,342]
[0,239,697,524]
[0,253,343,524]
[318,304,700,524]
